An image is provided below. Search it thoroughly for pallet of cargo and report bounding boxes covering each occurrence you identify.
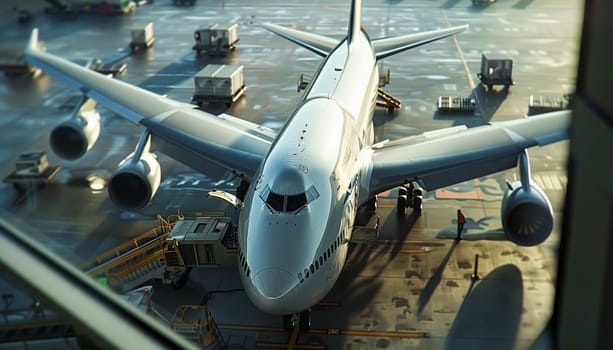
[528,95,570,115]
[3,152,60,192]
[89,60,127,77]
[0,44,44,77]
[437,96,476,113]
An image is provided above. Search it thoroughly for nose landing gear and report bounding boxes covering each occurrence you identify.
[283,309,312,331]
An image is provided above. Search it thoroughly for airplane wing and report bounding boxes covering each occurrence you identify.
[23,29,275,180]
[260,23,340,57]
[372,25,468,60]
[367,110,571,196]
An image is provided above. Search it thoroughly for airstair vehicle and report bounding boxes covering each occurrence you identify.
[81,211,237,293]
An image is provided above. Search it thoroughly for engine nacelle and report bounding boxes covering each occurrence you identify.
[108,152,161,210]
[501,181,554,246]
[50,99,100,160]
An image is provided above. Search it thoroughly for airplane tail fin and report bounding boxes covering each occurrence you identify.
[372,25,468,60]
[347,0,362,44]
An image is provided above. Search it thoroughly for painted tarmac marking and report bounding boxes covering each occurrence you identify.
[220,324,429,340]
[369,248,430,254]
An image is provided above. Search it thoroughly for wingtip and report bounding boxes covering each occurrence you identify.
[26,28,40,52]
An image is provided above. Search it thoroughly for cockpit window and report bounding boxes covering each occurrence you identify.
[259,184,319,213]
[267,192,285,211]
[286,193,307,212]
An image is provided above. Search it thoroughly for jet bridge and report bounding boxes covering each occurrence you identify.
[81,211,237,293]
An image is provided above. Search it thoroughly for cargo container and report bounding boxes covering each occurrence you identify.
[193,24,239,56]
[130,22,154,51]
[192,64,246,107]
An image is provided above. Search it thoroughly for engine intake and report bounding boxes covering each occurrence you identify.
[108,152,161,210]
[50,99,100,160]
[501,181,554,246]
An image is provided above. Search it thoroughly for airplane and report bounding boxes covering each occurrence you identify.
[23,0,570,331]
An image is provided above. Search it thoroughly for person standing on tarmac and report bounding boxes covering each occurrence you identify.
[456,209,466,240]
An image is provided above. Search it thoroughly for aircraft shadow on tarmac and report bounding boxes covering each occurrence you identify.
[445,264,524,350]
[316,206,420,331]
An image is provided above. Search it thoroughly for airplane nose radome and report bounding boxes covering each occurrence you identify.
[252,268,298,299]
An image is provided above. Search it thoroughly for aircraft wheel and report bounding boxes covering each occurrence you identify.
[412,196,423,215]
[366,196,377,212]
[397,195,407,215]
[398,186,407,196]
[299,310,311,331]
[283,314,293,331]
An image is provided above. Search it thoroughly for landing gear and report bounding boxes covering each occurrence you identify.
[412,188,423,215]
[396,193,407,216]
[299,309,311,331]
[366,196,377,212]
[236,180,250,202]
[398,182,422,216]
[282,309,312,331]
[283,314,294,331]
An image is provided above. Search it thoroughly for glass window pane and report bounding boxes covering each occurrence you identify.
[287,193,307,212]
[266,192,284,211]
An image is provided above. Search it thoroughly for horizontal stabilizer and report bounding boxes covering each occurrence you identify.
[261,23,339,57]
[373,25,468,60]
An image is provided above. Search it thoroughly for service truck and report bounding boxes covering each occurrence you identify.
[477,53,514,90]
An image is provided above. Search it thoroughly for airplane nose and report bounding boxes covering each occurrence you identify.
[252,268,296,299]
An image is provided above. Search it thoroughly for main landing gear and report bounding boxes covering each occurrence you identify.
[283,309,312,331]
[397,182,422,216]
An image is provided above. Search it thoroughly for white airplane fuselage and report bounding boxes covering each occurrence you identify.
[238,31,379,315]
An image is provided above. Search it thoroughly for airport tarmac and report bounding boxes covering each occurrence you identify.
[0,0,581,349]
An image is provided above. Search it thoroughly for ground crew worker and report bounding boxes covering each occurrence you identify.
[456,209,466,240]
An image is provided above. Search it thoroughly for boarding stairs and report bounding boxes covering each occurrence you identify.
[82,224,171,293]
[377,88,401,111]
[81,210,233,293]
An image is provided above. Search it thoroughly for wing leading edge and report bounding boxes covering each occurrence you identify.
[23,29,274,180]
[372,25,469,60]
[367,110,571,197]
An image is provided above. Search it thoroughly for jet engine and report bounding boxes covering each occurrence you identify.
[108,152,161,210]
[50,98,100,160]
[500,150,553,246]
[107,132,160,210]
[500,181,553,246]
